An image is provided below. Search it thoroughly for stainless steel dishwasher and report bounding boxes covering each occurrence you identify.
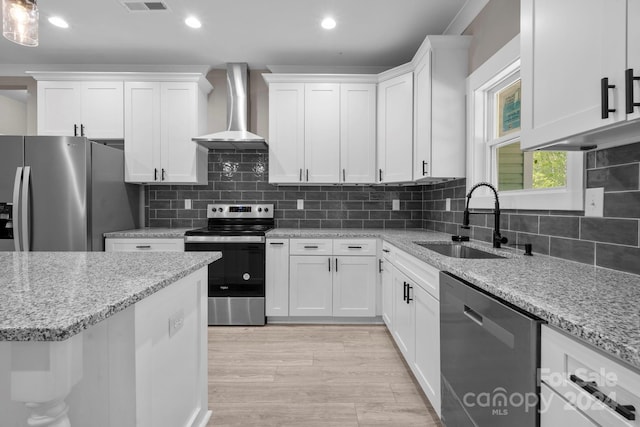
[440,272,544,427]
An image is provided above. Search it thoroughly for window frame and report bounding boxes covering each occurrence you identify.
[465,35,584,211]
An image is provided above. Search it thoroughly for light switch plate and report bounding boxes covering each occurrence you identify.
[297,199,304,210]
[584,187,604,217]
[446,198,451,211]
[184,199,191,210]
[392,199,400,211]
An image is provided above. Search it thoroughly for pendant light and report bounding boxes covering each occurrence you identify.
[2,0,38,47]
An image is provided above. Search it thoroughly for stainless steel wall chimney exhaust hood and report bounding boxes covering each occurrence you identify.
[193,63,267,150]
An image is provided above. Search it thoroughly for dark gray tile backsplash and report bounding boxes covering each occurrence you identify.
[145,150,424,229]
[146,143,640,276]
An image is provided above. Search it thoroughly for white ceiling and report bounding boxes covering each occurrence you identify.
[0,0,473,73]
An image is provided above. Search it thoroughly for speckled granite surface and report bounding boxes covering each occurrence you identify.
[104,227,191,238]
[268,228,640,371]
[0,251,220,341]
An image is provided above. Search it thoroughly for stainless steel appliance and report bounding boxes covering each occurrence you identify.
[184,204,274,326]
[440,271,544,427]
[0,135,139,252]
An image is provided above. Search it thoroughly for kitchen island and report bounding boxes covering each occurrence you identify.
[0,251,220,427]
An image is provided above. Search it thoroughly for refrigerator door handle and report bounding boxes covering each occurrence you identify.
[12,167,23,252]
[21,166,31,252]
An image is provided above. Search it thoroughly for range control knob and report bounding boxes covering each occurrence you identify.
[258,208,263,212]
[218,207,223,212]
[264,207,269,212]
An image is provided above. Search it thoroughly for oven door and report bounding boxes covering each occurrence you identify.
[185,239,265,297]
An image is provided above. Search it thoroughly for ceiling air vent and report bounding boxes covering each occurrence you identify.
[122,1,169,12]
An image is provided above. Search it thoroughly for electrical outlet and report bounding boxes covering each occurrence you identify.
[184,199,191,210]
[392,199,400,211]
[584,187,604,217]
[446,198,451,211]
[297,199,304,210]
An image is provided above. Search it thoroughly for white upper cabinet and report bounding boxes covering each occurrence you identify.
[413,37,470,180]
[124,77,210,184]
[377,71,414,184]
[267,82,305,183]
[36,80,124,139]
[305,83,341,183]
[264,75,377,185]
[340,84,377,183]
[520,0,639,150]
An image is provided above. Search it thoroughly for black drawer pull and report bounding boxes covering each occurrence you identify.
[347,246,362,249]
[378,259,383,273]
[304,245,319,249]
[406,284,413,304]
[570,374,636,420]
[601,77,617,119]
[382,249,390,253]
[135,245,151,249]
[269,242,284,245]
[403,282,408,302]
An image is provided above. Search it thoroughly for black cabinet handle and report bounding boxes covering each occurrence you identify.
[304,245,318,249]
[379,169,383,181]
[154,168,158,181]
[342,169,346,181]
[328,257,331,271]
[161,168,166,181]
[347,246,362,249]
[626,68,640,114]
[73,124,78,136]
[378,259,383,273]
[80,124,85,136]
[422,160,428,176]
[601,77,617,119]
[382,249,390,253]
[403,282,408,302]
[135,245,151,249]
[269,242,284,245]
[299,168,302,182]
[335,258,338,272]
[306,169,309,182]
[406,284,413,304]
[570,374,636,420]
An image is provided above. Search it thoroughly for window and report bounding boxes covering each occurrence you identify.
[466,35,583,211]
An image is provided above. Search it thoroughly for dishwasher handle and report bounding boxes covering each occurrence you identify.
[463,305,483,326]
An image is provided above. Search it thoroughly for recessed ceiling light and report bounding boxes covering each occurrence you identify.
[321,17,336,30]
[48,16,69,29]
[185,16,201,29]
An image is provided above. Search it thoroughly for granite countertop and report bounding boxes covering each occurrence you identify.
[268,228,640,371]
[0,251,220,341]
[103,227,191,238]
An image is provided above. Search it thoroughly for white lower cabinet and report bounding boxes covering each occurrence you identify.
[383,243,441,417]
[265,239,290,316]
[105,237,184,252]
[332,256,376,317]
[541,383,598,427]
[289,255,333,316]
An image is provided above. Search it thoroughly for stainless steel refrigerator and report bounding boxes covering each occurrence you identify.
[0,136,139,252]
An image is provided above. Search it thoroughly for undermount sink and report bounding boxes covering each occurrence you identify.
[414,242,506,259]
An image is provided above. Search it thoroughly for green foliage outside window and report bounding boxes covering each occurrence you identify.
[532,152,567,189]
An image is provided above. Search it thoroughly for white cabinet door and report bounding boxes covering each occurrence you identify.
[37,81,82,136]
[332,256,376,317]
[413,50,432,180]
[266,239,290,316]
[413,284,440,417]
[81,82,124,139]
[289,256,333,316]
[540,384,598,427]
[160,82,205,184]
[380,257,393,328]
[520,0,627,150]
[124,82,161,183]
[305,83,340,183]
[377,72,413,183]
[268,83,305,183]
[391,267,415,362]
[628,0,640,122]
[340,84,376,183]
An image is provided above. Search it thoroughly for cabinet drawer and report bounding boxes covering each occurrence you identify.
[333,239,377,256]
[289,239,332,255]
[105,238,184,252]
[541,326,640,426]
[394,248,439,300]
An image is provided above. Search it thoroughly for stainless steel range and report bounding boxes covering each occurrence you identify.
[184,204,274,326]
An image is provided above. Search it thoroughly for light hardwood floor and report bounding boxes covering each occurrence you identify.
[207,324,442,426]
